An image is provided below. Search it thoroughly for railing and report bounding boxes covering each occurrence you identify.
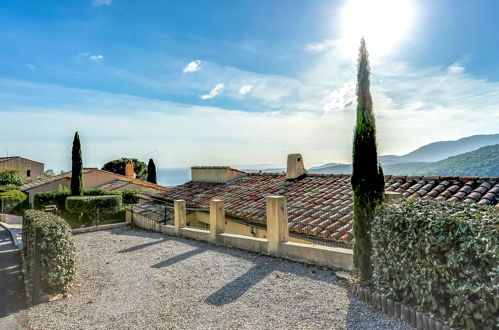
[126,196,354,271]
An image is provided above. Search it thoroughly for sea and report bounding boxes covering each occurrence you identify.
[156,168,191,187]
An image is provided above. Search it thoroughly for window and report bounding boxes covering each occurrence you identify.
[27,170,31,177]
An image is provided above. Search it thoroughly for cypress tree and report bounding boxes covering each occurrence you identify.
[351,38,385,282]
[147,158,157,184]
[71,131,83,196]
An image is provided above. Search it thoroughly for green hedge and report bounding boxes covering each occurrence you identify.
[66,195,123,217]
[34,188,142,210]
[23,210,76,295]
[372,199,498,329]
[0,186,28,213]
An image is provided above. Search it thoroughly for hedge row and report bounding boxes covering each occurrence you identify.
[372,199,498,330]
[23,210,76,296]
[0,185,28,213]
[66,195,122,217]
[34,187,141,210]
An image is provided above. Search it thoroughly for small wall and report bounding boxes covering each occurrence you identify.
[127,197,354,271]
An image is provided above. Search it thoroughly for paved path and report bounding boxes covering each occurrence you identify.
[0,226,25,329]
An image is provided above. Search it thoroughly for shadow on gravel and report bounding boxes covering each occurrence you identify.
[117,238,169,253]
[114,227,343,307]
[205,264,273,306]
[151,246,208,269]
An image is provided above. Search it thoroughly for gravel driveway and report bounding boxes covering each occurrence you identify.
[19,227,411,329]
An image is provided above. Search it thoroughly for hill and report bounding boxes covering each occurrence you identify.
[308,162,431,175]
[380,134,499,163]
[415,144,499,177]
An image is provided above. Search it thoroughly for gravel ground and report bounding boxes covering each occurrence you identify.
[19,227,412,329]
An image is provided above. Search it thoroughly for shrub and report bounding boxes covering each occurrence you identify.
[34,187,71,210]
[22,210,76,295]
[372,199,499,329]
[65,195,123,218]
[120,189,143,205]
[0,188,28,213]
[0,167,27,186]
[0,184,20,192]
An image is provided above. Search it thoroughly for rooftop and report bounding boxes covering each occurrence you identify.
[141,171,499,245]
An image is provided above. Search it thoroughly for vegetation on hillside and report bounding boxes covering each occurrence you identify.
[351,38,385,282]
[415,144,499,176]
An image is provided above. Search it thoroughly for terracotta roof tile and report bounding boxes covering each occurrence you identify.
[136,172,499,245]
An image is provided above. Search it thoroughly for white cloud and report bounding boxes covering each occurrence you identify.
[239,85,253,95]
[25,63,36,70]
[305,39,338,52]
[183,60,202,73]
[447,63,465,74]
[89,55,104,62]
[200,83,224,100]
[92,0,112,6]
[79,51,91,57]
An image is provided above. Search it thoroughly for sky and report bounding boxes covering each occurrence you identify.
[1,0,499,171]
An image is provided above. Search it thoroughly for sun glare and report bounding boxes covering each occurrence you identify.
[339,0,415,58]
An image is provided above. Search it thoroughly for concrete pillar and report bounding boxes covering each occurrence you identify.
[384,191,402,202]
[209,199,225,242]
[266,195,288,254]
[174,200,186,235]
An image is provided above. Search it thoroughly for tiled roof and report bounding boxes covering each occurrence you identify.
[141,173,499,245]
[20,169,169,192]
[0,156,44,165]
[99,180,166,192]
[384,175,499,206]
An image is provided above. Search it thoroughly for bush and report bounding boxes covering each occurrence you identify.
[0,184,20,192]
[65,195,123,218]
[34,187,71,210]
[372,199,498,329]
[0,187,28,213]
[120,189,143,205]
[0,167,28,186]
[35,188,140,210]
[22,210,76,295]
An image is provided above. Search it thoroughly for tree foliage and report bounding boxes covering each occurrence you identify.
[0,167,28,186]
[70,132,83,196]
[101,158,148,180]
[351,38,385,282]
[147,158,157,184]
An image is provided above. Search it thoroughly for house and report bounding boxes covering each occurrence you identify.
[131,154,499,247]
[20,165,169,205]
[0,156,44,178]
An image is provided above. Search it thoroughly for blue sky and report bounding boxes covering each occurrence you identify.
[1,0,499,171]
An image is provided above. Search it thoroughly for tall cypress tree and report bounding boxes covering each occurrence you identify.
[147,158,157,184]
[71,131,83,196]
[351,38,385,282]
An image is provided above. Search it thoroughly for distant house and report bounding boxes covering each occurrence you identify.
[0,156,44,178]
[20,167,169,205]
[132,154,499,247]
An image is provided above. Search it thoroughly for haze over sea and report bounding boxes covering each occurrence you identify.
[156,168,191,187]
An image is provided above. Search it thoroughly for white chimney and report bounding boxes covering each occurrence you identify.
[286,154,307,181]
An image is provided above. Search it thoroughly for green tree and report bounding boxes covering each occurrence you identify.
[71,131,83,196]
[147,158,157,184]
[351,38,385,282]
[101,158,148,180]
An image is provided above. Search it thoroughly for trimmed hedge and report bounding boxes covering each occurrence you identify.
[23,210,76,295]
[34,187,71,210]
[0,186,28,213]
[372,199,498,329]
[34,188,141,210]
[66,195,123,217]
